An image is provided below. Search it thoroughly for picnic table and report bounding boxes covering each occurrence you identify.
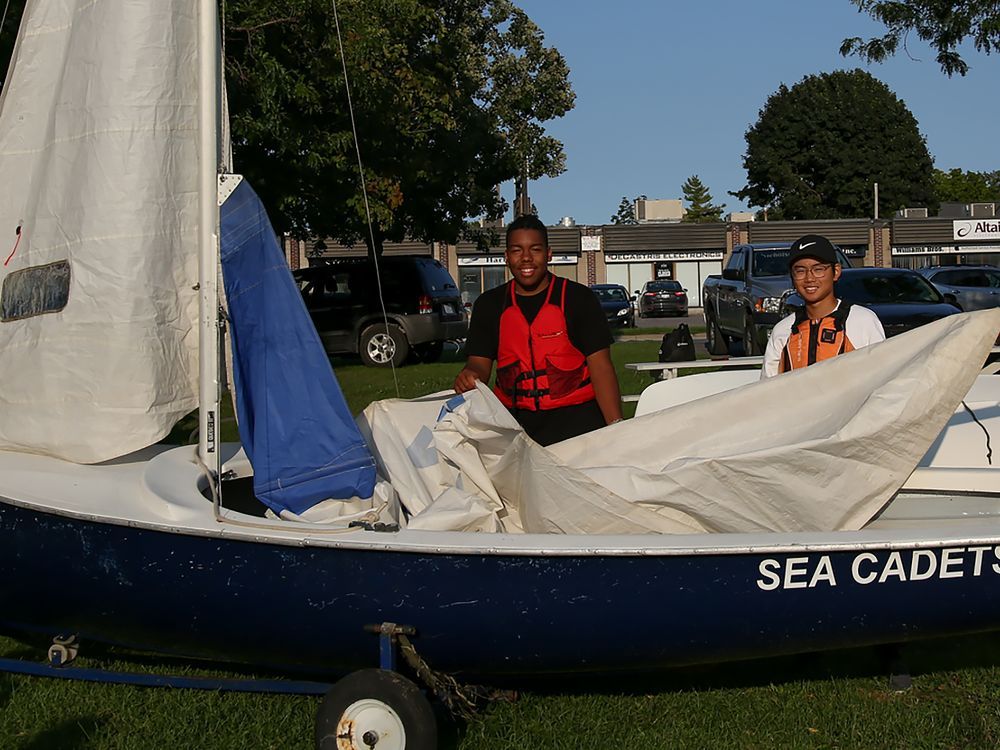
[625,356,764,379]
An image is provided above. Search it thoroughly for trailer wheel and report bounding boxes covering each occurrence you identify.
[316,669,436,750]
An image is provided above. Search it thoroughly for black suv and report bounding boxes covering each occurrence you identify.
[294,256,467,367]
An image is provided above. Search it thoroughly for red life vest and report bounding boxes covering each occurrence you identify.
[494,276,595,411]
[779,303,855,373]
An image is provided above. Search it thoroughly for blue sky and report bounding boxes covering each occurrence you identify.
[511,1,998,226]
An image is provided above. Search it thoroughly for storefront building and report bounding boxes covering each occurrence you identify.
[601,223,727,307]
[891,217,1000,268]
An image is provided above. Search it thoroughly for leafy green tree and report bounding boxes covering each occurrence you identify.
[733,69,935,220]
[681,176,725,222]
[0,1,574,254]
[933,168,1000,204]
[225,0,574,253]
[841,0,1000,76]
[610,195,645,224]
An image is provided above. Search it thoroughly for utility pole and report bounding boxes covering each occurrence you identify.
[514,158,532,217]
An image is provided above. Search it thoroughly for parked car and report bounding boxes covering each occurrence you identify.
[635,280,688,318]
[702,243,853,356]
[916,265,1000,311]
[294,256,467,367]
[589,283,636,327]
[782,267,961,337]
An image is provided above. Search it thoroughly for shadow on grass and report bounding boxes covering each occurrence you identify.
[0,673,12,711]
[17,716,107,750]
[504,630,1000,698]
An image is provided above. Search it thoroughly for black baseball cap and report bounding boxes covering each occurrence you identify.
[788,235,838,268]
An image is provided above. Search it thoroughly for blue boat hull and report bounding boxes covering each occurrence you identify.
[3,500,1000,680]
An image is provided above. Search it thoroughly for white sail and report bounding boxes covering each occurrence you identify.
[0,0,201,462]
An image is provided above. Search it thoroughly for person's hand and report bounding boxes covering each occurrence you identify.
[453,367,480,393]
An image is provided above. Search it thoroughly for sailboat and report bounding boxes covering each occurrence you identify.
[1,0,1000,747]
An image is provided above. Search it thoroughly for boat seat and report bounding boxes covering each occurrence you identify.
[634,369,760,417]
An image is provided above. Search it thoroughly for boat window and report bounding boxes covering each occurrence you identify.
[1,260,71,321]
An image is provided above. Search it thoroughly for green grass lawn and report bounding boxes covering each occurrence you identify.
[6,340,1000,749]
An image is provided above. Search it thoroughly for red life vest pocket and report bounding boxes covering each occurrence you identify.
[544,354,586,399]
[496,359,521,396]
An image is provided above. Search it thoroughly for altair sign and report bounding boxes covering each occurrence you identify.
[954,219,1000,242]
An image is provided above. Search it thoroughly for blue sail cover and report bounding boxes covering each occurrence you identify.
[220,179,377,514]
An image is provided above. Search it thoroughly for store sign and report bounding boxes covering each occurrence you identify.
[893,245,948,255]
[457,254,578,266]
[605,250,723,263]
[893,244,1000,255]
[954,219,1000,242]
[581,235,601,252]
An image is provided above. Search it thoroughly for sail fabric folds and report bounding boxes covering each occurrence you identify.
[220,179,377,515]
[0,0,200,462]
[361,309,1000,534]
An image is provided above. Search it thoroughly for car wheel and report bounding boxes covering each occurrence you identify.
[742,315,761,356]
[360,323,409,368]
[704,308,729,356]
[410,341,444,364]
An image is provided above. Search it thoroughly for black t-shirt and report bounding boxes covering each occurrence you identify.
[465,275,614,445]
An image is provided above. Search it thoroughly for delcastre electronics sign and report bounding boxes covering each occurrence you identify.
[605,251,724,263]
[954,219,1000,242]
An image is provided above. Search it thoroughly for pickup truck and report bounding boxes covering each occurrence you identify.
[702,243,852,355]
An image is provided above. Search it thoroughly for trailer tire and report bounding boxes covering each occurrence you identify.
[316,669,436,750]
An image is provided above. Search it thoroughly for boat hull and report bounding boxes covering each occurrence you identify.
[4,499,1000,680]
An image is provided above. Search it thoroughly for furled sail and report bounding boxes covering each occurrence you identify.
[0,0,201,462]
[220,179,377,514]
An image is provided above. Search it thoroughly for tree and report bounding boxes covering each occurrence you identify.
[733,69,935,220]
[841,0,1000,76]
[610,195,645,224]
[681,176,725,222]
[224,0,574,253]
[933,168,1000,204]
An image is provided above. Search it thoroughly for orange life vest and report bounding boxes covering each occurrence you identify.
[779,303,855,373]
[494,276,595,411]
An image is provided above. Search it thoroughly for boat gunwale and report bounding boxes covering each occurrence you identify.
[4,490,1000,559]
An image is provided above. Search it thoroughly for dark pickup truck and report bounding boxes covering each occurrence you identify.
[702,243,852,355]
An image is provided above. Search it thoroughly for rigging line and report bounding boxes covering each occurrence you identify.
[0,0,11,36]
[960,400,993,466]
[331,0,399,396]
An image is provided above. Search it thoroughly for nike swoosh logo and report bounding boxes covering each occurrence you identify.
[798,242,816,249]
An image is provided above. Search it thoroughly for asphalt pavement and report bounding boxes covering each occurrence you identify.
[621,308,705,341]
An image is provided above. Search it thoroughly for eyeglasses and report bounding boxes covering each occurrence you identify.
[791,263,832,280]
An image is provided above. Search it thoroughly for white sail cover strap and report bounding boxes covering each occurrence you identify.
[0,0,201,462]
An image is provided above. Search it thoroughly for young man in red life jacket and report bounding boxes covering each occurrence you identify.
[453,215,624,445]
[761,234,885,378]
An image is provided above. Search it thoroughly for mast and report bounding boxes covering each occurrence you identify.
[197,0,221,468]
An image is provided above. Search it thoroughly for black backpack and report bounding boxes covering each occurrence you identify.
[658,324,695,363]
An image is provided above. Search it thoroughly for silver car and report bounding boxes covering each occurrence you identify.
[916,265,1000,311]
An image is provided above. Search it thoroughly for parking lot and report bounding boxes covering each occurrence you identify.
[632,307,705,332]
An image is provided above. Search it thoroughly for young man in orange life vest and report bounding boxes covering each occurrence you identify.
[454,215,624,445]
[761,234,885,378]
